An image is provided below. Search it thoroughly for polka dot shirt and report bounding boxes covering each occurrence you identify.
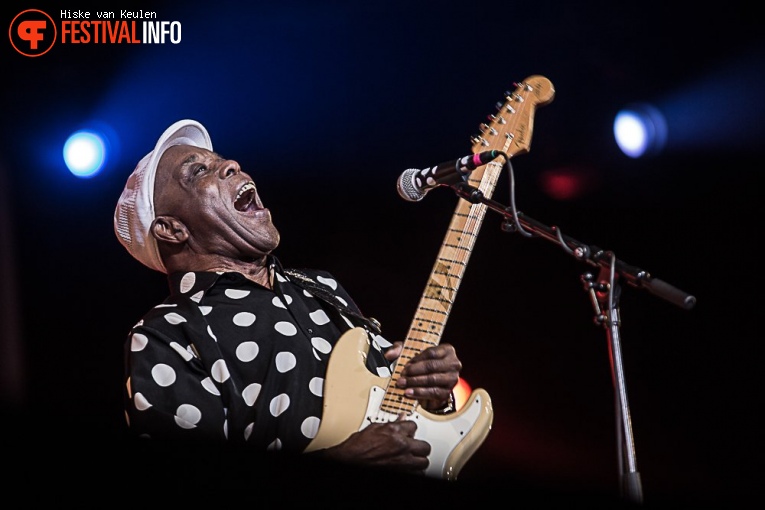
[124,257,394,453]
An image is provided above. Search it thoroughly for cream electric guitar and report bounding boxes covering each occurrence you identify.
[306,76,555,479]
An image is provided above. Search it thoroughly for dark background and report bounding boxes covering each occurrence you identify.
[2,1,762,505]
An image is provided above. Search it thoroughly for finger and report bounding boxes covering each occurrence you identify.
[418,343,455,360]
[399,370,446,387]
[410,437,432,458]
[405,385,453,402]
[405,347,461,377]
[393,416,418,434]
[384,342,404,361]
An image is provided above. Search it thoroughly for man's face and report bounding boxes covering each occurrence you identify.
[153,144,280,260]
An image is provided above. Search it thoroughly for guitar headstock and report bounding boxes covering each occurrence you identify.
[471,75,555,159]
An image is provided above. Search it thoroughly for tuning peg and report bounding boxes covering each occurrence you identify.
[479,123,498,135]
[505,91,524,103]
[470,135,489,146]
[487,114,507,125]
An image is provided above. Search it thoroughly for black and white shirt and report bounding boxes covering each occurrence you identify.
[124,257,393,453]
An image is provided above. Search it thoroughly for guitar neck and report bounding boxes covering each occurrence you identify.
[380,76,555,416]
[403,161,505,352]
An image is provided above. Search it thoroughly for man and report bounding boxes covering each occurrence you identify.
[114,119,462,473]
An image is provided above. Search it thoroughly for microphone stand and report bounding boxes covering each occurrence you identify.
[451,182,696,505]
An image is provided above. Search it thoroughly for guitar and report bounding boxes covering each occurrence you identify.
[305,76,555,479]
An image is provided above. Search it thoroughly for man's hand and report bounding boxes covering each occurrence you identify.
[320,418,431,471]
[385,342,461,412]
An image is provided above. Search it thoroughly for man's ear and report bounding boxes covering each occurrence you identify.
[151,216,189,244]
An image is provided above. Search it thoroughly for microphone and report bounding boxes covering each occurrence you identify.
[396,150,500,202]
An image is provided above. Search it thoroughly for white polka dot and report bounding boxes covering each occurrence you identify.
[275,352,297,373]
[311,337,332,354]
[225,288,250,299]
[336,296,348,306]
[190,291,204,303]
[376,366,392,377]
[270,393,290,417]
[236,341,260,362]
[131,332,148,352]
[244,422,253,440]
[271,295,293,309]
[374,334,392,349]
[274,321,297,336]
[340,315,355,328]
[312,349,321,361]
[201,377,221,395]
[211,359,231,383]
[170,342,194,361]
[267,438,282,451]
[309,377,324,397]
[301,416,321,439]
[179,273,196,293]
[175,404,201,429]
[207,325,217,341]
[303,290,314,298]
[233,312,256,327]
[309,309,330,326]
[276,272,288,283]
[155,304,175,309]
[151,363,176,387]
[317,276,337,290]
[199,305,212,315]
[134,392,152,411]
[243,383,262,406]
[164,312,187,325]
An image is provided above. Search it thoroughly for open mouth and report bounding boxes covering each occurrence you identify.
[234,181,261,212]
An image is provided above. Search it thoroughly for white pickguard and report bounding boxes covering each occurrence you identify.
[361,385,492,479]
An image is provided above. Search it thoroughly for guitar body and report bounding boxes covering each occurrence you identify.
[305,327,494,480]
[305,76,554,479]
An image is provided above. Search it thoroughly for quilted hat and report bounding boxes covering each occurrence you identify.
[114,119,212,273]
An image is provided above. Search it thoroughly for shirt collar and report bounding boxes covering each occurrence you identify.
[166,256,283,297]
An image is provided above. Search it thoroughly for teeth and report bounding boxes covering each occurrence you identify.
[234,181,257,211]
[236,182,256,202]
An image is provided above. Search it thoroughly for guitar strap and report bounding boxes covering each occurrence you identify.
[283,268,382,336]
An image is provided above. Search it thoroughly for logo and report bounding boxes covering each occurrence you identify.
[9,9,57,57]
[9,9,182,56]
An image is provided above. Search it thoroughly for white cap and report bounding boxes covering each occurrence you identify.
[114,119,213,273]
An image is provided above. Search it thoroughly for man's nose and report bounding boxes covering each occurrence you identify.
[219,160,241,178]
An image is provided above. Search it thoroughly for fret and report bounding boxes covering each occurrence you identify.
[433,257,468,266]
[413,306,449,316]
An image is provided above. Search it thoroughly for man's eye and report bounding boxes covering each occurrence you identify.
[193,165,207,175]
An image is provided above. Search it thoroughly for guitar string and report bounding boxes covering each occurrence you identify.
[384,87,521,417]
[383,164,498,418]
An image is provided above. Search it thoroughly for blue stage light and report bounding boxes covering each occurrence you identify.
[613,103,667,159]
[63,130,107,178]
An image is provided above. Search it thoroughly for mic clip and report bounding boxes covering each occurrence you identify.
[451,182,484,203]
